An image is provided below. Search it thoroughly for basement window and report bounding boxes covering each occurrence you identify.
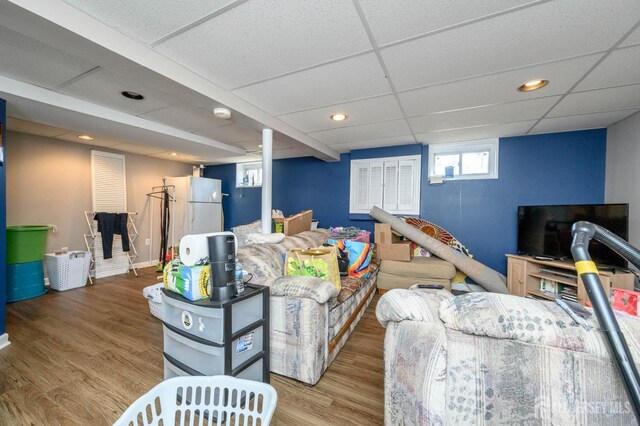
[349,155,421,215]
[428,139,499,180]
[236,161,262,188]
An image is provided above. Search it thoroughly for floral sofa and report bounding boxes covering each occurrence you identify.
[376,288,640,425]
[238,229,378,385]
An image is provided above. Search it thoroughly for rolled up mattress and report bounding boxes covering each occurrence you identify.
[179,232,237,267]
[370,206,508,294]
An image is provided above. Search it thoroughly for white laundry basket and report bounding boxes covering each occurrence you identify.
[113,375,278,426]
[143,283,164,320]
[45,251,91,291]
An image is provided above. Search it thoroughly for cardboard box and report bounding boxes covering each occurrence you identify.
[279,210,312,236]
[374,223,401,245]
[376,241,413,262]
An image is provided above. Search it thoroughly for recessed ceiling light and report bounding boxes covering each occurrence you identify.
[213,107,232,120]
[518,79,549,92]
[330,113,347,121]
[77,134,94,140]
[258,144,263,148]
[121,90,144,100]
[170,152,177,156]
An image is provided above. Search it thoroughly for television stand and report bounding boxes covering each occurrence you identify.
[506,254,634,306]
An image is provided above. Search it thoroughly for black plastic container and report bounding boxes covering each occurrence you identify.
[207,234,237,302]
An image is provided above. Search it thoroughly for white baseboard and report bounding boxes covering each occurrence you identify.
[133,260,157,269]
[0,333,10,351]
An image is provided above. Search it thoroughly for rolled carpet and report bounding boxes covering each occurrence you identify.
[370,206,509,294]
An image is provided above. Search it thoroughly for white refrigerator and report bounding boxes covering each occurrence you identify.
[164,176,223,243]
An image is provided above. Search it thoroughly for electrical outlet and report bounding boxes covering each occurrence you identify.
[145,239,151,246]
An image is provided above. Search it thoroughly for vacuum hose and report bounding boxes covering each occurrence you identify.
[571,221,640,421]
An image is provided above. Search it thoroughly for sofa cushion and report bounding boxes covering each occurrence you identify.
[439,293,640,360]
[270,275,338,304]
[376,288,454,328]
[380,256,456,279]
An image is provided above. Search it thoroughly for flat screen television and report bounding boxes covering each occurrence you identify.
[517,203,629,268]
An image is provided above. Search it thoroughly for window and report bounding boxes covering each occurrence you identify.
[428,139,499,180]
[236,161,262,188]
[349,155,421,215]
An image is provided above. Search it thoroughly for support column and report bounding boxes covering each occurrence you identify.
[261,129,273,234]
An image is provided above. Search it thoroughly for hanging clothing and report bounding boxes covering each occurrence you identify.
[94,212,130,259]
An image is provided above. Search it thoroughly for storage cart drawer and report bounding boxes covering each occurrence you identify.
[162,288,265,345]
[163,324,264,376]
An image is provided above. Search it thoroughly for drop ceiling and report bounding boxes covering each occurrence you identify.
[0,0,639,165]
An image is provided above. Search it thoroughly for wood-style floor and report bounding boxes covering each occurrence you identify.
[0,267,385,425]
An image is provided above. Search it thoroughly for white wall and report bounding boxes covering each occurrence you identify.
[605,111,640,247]
[6,131,194,266]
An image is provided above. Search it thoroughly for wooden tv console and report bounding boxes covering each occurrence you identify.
[506,254,635,306]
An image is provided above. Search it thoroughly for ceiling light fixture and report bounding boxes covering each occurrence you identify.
[518,79,549,92]
[213,107,232,120]
[121,90,144,100]
[77,134,94,140]
[331,113,347,121]
[170,152,177,156]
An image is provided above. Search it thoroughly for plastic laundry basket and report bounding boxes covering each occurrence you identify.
[114,376,278,426]
[143,283,164,320]
[45,251,91,291]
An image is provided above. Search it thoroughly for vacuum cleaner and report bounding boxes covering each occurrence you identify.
[571,221,640,422]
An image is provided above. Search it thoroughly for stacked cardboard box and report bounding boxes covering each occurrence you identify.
[374,223,413,262]
[273,210,312,236]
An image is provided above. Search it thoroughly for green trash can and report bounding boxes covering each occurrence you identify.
[6,225,54,264]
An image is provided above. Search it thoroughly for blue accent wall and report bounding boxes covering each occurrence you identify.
[1,98,6,335]
[206,129,606,274]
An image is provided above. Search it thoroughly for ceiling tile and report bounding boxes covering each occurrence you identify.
[62,0,234,45]
[6,117,69,138]
[530,110,639,134]
[359,0,539,46]
[155,0,372,89]
[197,122,261,144]
[575,45,640,91]
[416,121,537,144]
[277,95,403,133]
[398,54,600,116]
[408,96,560,133]
[59,68,177,115]
[621,24,640,47]
[139,103,230,133]
[148,151,203,163]
[0,25,95,89]
[232,53,391,115]
[54,132,123,148]
[309,119,412,145]
[382,0,640,90]
[111,142,167,155]
[549,84,640,117]
[229,139,290,151]
[331,135,417,152]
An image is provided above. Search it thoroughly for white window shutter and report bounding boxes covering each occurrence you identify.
[397,159,416,212]
[369,161,384,209]
[350,161,370,213]
[91,150,129,278]
[383,161,398,211]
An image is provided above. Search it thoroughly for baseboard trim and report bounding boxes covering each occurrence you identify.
[0,333,10,351]
[133,260,156,269]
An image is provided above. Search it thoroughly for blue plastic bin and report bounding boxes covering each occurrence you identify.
[7,260,47,302]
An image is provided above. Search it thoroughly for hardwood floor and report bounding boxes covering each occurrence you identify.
[0,267,385,425]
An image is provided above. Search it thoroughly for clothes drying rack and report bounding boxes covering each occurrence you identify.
[83,211,139,284]
[147,183,176,278]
